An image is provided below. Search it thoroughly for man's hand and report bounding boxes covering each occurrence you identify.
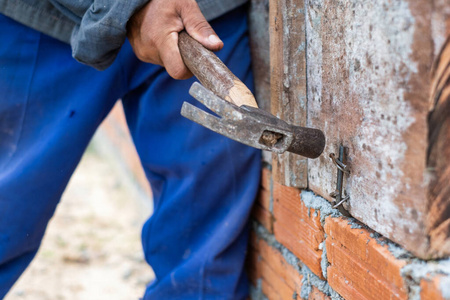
[127,0,224,80]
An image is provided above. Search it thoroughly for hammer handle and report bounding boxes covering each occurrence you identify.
[178,31,258,108]
[178,31,326,158]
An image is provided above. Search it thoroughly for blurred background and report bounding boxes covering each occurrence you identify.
[6,103,154,300]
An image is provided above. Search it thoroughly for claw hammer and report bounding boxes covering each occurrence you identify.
[178,31,325,159]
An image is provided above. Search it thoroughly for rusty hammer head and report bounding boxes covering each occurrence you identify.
[181,82,325,158]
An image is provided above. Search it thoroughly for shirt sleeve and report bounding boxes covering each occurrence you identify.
[49,0,148,70]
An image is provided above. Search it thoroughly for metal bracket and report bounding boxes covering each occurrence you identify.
[329,145,350,209]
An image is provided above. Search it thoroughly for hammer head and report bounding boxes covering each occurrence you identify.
[181,82,325,158]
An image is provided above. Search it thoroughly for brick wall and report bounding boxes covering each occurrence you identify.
[99,103,450,300]
[247,165,450,300]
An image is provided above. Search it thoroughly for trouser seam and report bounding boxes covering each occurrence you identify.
[2,31,40,169]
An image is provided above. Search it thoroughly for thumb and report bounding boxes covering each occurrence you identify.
[180,1,224,51]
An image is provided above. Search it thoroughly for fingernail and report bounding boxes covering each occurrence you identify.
[208,35,222,45]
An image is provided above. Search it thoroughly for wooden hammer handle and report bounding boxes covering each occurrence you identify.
[178,31,258,108]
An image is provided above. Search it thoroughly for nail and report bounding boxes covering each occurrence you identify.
[208,35,222,45]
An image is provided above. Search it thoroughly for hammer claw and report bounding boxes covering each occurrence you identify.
[189,82,243,119]
[181,102,240,140]
[181,102,220,124]
[182,100,275,151]
[182,82,325,158]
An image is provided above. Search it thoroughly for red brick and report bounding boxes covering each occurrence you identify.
[273,182,322,230]
[327,265,369,300]
[308,286,331,300]
[325,217,408,300]
[252,203,273,233]
[326,239,407,300]
[271,184,325,279]
[258,239,302,294]
[247,235,303,300]
[420,275,447,300]
[261,278,283,300]
[325,218,407,293]
[272,182,324,279]
[261,168,272,191]
[260,260,297,299]
[274,203,324,251]
[273,223,323,279]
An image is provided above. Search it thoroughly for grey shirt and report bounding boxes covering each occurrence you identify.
[0,0,247,70]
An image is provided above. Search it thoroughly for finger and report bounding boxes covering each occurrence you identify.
[158,32,193,80]
[180,2,223,51]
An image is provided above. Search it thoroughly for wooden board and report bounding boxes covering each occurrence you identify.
[304,0,436,258]
[249,0,271,113]
[248,0,449,257]
[249,0,272,164]
[269,0,308,188]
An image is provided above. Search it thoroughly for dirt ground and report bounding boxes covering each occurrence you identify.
[5,136,154,300]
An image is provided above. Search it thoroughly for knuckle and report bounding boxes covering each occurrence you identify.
[130,33,161,63]
[135,47,159,64]
[134,48,148,61]
[191,20,212,33]
[167,62,189,79]
[157,32,177,49]
[170,67,187,80]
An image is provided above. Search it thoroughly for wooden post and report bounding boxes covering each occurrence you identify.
[270,0,308,188]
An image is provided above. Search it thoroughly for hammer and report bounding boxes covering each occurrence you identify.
[178,31,325,159]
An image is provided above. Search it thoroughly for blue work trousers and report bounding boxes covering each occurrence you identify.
[0,5,261,299]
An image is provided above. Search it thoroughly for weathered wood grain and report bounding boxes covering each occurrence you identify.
[249,0,272,164]
[249,0,271,113]
[248,0,449,257]
[305,0,434,258]
[427,37,450,258]
[270,0,308,188]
